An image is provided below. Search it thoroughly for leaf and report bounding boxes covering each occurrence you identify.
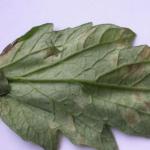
[0,71,10,95]
[0,97,59,150]
[1,22,149,150]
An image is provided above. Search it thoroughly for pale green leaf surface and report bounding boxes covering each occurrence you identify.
[0,23,149,150]
[0,97,59,150]
[1,23,135,77]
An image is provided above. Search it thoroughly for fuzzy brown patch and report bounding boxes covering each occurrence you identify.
[125,64,144,83]
[44,46,60,59]
[123,110,140,127]
[126,111,138,125]
[1,40,17,55]
[126,112,137,124]
[134,92,143,101]
[127,64,143,74]
[144,101,150,110]
[138,46,150,60]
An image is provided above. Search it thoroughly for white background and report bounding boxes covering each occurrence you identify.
[0,0,150,150]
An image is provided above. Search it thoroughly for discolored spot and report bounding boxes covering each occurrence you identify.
[139,101,150,112]
[76,135,86,145]
[138,46,150,60]
[127,64,143,74]
[133,92,143,101]
[1,40,17,55]
[144,101,150,110]
[123,110,140,126]
[44,46,60,59]
[127,64,144,78]
[126,112,136,124]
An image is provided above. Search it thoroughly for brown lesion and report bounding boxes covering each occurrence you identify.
[127,64,144,75]
[137,101,150,113]
[44,41,61,59]
[144,101,150,110]
[126,112,137,125]
[123,110,140,127]
[45,46,60,58]
[133,92,143,101]
[119,64,144,85]
[1,40,18,55]
[126,64,144,84]
[138,46,150,60]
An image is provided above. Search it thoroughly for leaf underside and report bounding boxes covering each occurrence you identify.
[0,22,150,150]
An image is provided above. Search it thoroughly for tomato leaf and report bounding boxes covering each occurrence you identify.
[1,23,148,150]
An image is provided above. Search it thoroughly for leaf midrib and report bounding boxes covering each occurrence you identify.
[7,78,150,120]
[7,77,150,91]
